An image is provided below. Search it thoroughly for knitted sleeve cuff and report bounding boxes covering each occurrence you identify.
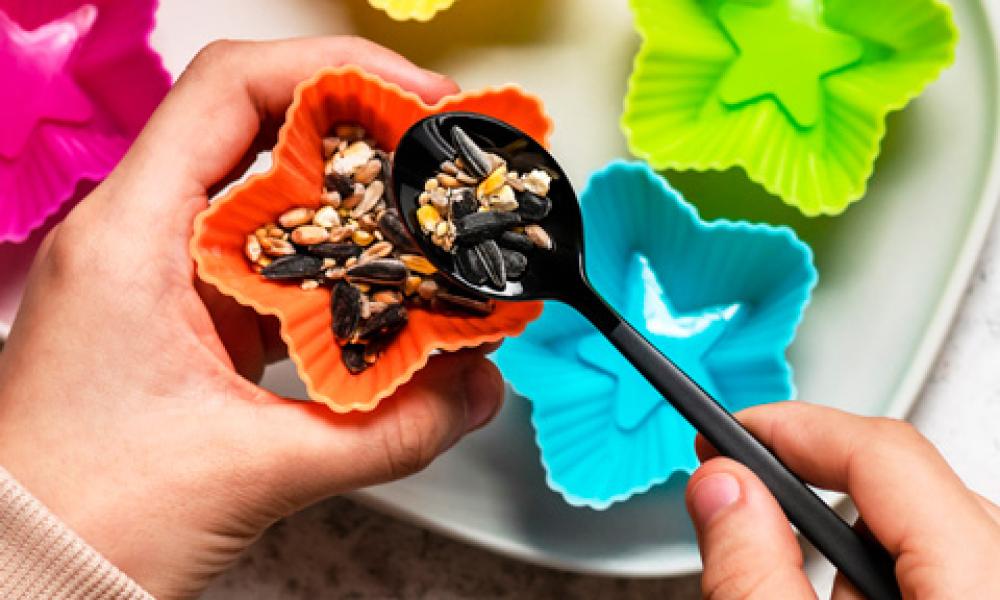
[0,466,153,599]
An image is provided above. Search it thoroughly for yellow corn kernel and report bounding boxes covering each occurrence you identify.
[416,205,442,233]
[404,275,422,296]
[477,165,507,198]
[400,254,437,275]
[352,229,374,246]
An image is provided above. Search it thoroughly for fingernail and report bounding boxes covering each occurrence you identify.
[462,361,503,432]
[690,473,741,527]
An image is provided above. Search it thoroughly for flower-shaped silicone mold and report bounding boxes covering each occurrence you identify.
[192,66,550,413]
[494,161,817,508]
[0,0,170,242]
[622,0,958,216]
[368,0,456,21]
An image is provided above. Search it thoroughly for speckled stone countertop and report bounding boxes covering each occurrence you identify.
[203,221,1000,599]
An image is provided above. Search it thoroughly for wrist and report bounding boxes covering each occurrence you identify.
[0,466,154,599]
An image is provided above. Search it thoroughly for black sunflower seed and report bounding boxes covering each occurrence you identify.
[324,171,354,198]
[450,188,478,219]
[474,239,506,290]
[261,255,323,280]
[516,191,552,221]
[377,209,418,253]
[456,245,488,285]
[451,126,492,179]
[497,231,534,254]
[341,343,369,374]
[433,288,496,316]
[374,149,392,184]
[330,282,362,340]
[307,242,362,261]
[454,211,520,245]
[357,303,408,340]
[363,333,397,365]
[501,248,528,280]
[346,258,408,287]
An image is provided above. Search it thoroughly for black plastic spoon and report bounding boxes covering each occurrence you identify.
[392,112,901,600]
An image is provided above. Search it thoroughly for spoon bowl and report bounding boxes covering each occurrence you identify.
[391,112,901,600]
[393,112,585,301]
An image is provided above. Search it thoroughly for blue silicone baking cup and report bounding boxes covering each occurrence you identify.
[494,161,817,509]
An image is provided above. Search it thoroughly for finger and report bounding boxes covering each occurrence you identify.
[193,278,265,380]
[106,36,458,215]
[204,117,283,199]
[695,429,718,462]
[708,402,1000,592]
[248,349,503,509]
[975,492,1000,526]
[686,457,816,600]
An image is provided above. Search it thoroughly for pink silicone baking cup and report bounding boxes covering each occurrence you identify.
[0,0,170,243]
[191,66,551,412]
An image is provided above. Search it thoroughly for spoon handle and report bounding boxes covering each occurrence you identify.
[573,286,901,600]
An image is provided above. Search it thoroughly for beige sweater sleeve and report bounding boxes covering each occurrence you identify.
[0,467,153,600]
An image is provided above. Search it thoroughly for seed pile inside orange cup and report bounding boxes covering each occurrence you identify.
[191,66,551,412]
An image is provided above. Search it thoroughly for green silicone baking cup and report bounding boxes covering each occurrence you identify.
[622,0,958,216]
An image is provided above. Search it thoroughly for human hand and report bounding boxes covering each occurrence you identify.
[685,402,1000,599]
[0,37,504,599]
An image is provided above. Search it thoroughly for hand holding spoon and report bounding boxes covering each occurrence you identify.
[392,112,901,600]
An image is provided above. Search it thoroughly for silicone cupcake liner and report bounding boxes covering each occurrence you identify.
[368,0,456,21]
[622,0,958,216]
[494,161,817,508]
[191,66,550,413]
[0,0,170,243]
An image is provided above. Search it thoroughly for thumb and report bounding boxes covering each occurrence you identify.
[251,349,505,511]
[686,457,817,600]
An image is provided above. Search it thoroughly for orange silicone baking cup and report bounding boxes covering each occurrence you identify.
[191,66,550,412]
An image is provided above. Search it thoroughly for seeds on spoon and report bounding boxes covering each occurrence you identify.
[450,188,478,219]
[516,191,552,221]
[414,125,556,289]
[501,248,528,280]
[456,245,488,286]
[454,211,521,245]
[451,126,492,179]
[525,224,553,250]
[473,240,506,289]
[498,231,534,254]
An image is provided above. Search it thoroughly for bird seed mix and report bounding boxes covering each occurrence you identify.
[415,126,554,291]
[244,124,495,374]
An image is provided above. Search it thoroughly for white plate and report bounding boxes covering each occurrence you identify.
[2,0,998,579]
